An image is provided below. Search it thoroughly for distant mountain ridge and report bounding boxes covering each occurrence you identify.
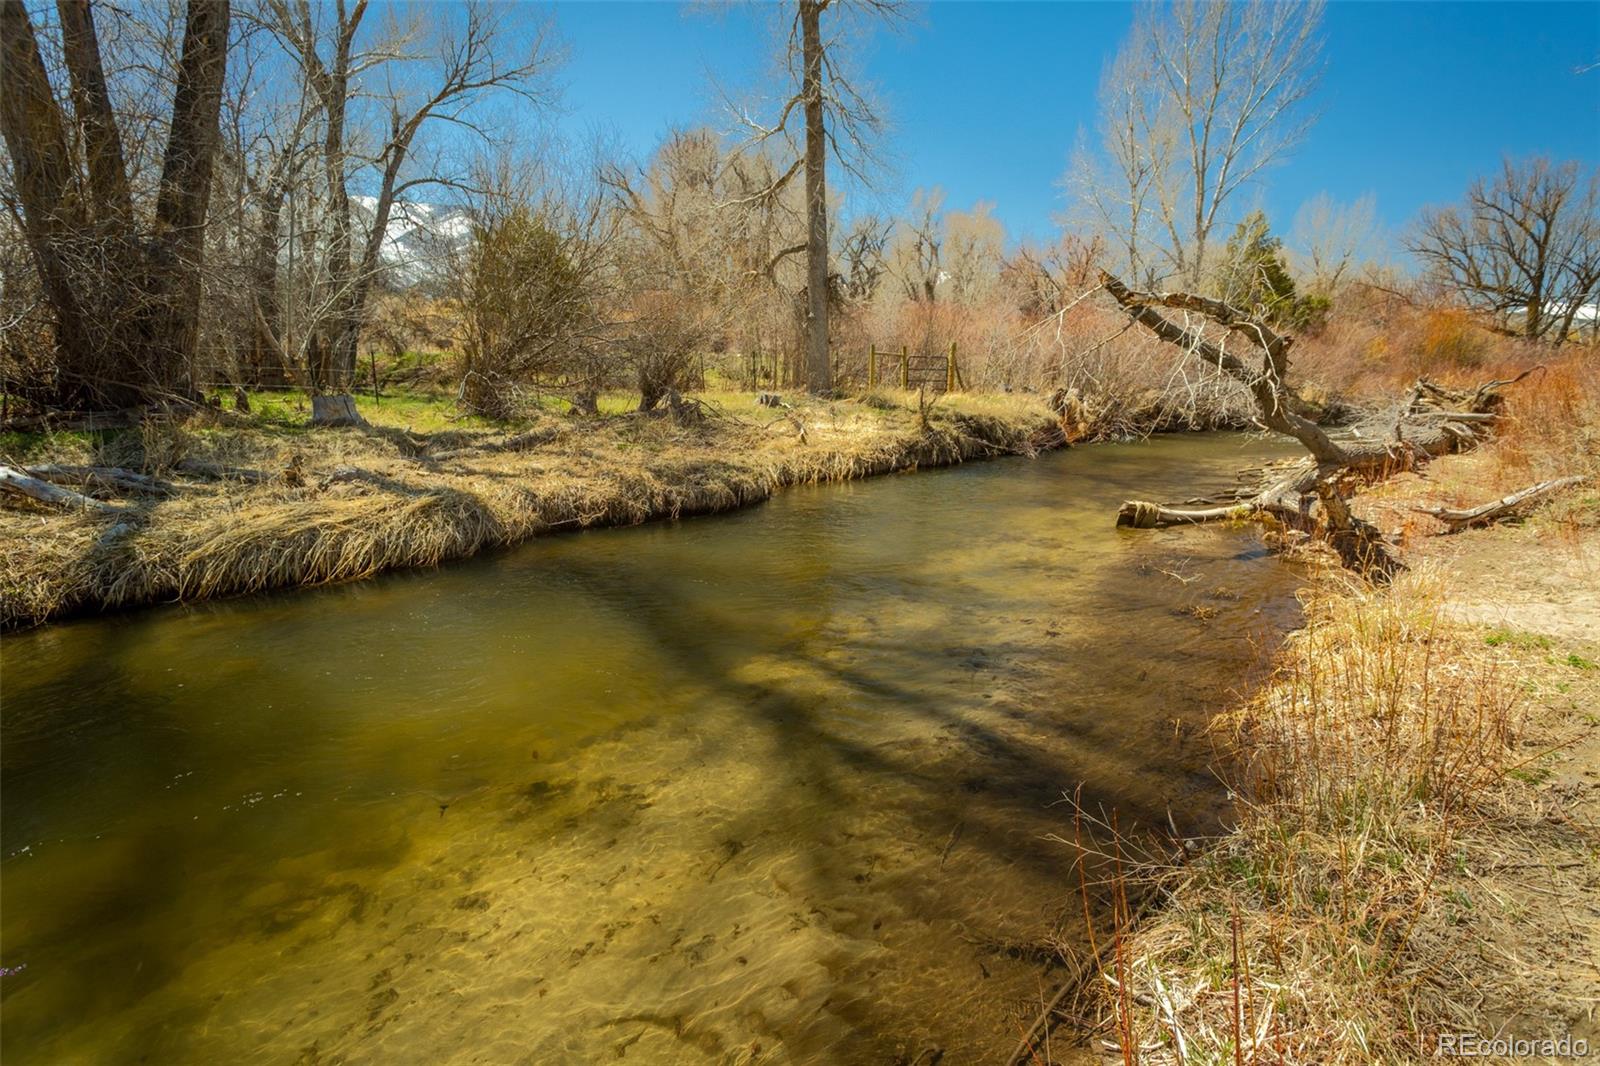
[351,195,472,288]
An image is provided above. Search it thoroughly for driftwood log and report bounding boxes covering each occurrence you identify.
[1415,475,1586,531]
[0,465,121,512]
[1099,271,1542,578]
[22,464,176,496]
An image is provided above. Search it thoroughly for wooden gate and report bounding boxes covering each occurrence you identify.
[866,342,964,393]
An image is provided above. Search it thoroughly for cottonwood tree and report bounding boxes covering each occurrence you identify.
[1072,0,1323,288]
[211,14,321,390]
[883,190,1004,307]
[1067,38,1166,284]
[731,0,903,393]
[941,201,1004,304]
[1,0,231,408]
[1408,157,1600,343]
[837,213,891,305]
[603,131,748,407]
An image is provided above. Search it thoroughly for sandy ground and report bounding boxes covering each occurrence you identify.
[1368,457,1600,1055]
[1374,453,1600,643]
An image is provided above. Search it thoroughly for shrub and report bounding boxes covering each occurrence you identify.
[453,208,595,418]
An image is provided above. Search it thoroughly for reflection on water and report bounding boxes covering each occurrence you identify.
[1,433,1302,1064]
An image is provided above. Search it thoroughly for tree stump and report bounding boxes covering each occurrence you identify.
[310,394,367,428]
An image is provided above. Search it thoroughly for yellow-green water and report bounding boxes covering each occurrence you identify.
[1,434,1302,1065]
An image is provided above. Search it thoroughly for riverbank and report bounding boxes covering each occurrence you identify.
[0,389,1062,630]
[1090,366,1600,1064]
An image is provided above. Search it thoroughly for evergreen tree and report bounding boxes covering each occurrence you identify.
[1215,210,1329,331]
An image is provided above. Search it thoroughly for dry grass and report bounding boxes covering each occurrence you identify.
[1086,568,1600,1065]
[1076,367,1600,1066]
[0,389,1060,629]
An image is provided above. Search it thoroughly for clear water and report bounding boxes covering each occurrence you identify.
[1,433,1302,1064]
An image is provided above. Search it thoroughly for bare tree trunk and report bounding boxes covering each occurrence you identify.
[146,0,231,401]
[2,0,229,408]
[800,0,831,394]
[57,0,132,224]
[248,176,292,387]
[0,0,108,405]
[333,124,407,386]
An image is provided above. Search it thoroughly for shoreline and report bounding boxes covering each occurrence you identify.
[1067,392,1600,1064]
[2,391,1069,631]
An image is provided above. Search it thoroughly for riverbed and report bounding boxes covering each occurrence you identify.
[1,433,1302,1064]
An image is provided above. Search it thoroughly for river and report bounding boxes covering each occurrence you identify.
[1,433,1302,1064]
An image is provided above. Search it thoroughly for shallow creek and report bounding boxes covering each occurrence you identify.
[2,433,1303,1065]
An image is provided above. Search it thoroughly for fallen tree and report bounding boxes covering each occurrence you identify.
[0,466,121,513]
[1415,475,1586,532]
[1099,271,1543,578]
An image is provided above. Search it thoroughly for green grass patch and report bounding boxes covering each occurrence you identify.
[1484,628,1553,650]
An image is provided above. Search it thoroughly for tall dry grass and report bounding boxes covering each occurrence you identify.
[1075,370,1600,1066]
[1087,572,1530,1065]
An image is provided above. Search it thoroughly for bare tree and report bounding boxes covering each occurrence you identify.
[260,0,369,389]
[1073,0,1323,288]
[1408,157,1600,343]
[837,213,890,305]
[1289,191,1380,296]
[1,0,230,408]
[1067,38,1166,284]
[262,0,555,400]
[887,187,945,303]
[1000,233,1104,318]
[213,14,320,390]
[731,0,903,394]
[942,200,1004,304]
[604,130,776,406]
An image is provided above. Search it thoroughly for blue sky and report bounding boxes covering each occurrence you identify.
[547,1,1600,249]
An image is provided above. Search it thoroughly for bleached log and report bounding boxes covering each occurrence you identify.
[23,464,175,496]
[1414,475,1586,531]
[0,466,120,512]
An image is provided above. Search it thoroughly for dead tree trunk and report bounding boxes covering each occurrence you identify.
[1415,475,1585,531]
[1099,271,1538,579]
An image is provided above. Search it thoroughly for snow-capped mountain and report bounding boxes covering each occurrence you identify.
[351,194,473,288]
